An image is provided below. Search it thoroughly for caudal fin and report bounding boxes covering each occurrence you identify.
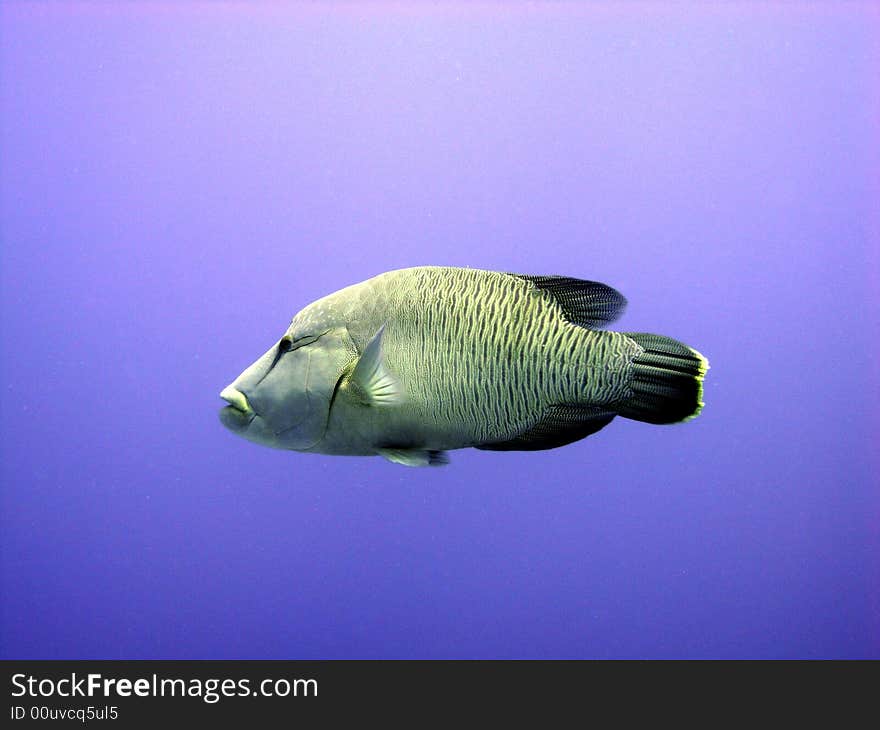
[617,333,709,424]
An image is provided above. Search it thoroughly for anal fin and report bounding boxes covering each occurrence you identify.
[476,405,615,452]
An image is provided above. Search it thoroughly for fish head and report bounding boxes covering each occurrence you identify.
[218,326,354,451]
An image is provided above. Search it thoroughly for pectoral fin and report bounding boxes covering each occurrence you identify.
[349,324,404,406]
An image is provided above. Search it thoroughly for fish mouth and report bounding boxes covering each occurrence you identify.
[220,385,252,413]
[219,385,255,431]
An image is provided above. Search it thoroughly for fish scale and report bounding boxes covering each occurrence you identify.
[341,267,627,445]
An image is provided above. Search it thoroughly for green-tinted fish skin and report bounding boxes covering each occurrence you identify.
[297,267,634,452]
[219,266,708,465]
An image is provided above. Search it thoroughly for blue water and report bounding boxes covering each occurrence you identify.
[1,3,877,659]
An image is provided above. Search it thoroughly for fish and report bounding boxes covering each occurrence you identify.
[219,266,708,466]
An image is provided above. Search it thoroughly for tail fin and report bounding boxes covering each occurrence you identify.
[617,333,709,424]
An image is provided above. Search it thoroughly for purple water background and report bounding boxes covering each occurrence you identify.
[1,2,878,658]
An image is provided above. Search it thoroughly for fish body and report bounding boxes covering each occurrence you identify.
[219,267,708,466]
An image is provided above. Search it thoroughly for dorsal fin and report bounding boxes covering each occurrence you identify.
[476,405,616,452]
[509,274,627,329]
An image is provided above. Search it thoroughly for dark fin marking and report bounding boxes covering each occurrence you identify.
[476,405,616,452]
[616,332,709,424]
[379,448,449,467]
[508,274,627,329]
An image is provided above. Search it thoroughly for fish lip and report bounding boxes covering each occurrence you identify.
[219,404,256,431]
[220,385,252,414]
[219,385,256,432]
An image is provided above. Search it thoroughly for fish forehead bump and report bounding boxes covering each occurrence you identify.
[289,275,389,337]
[289,287,357,334]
